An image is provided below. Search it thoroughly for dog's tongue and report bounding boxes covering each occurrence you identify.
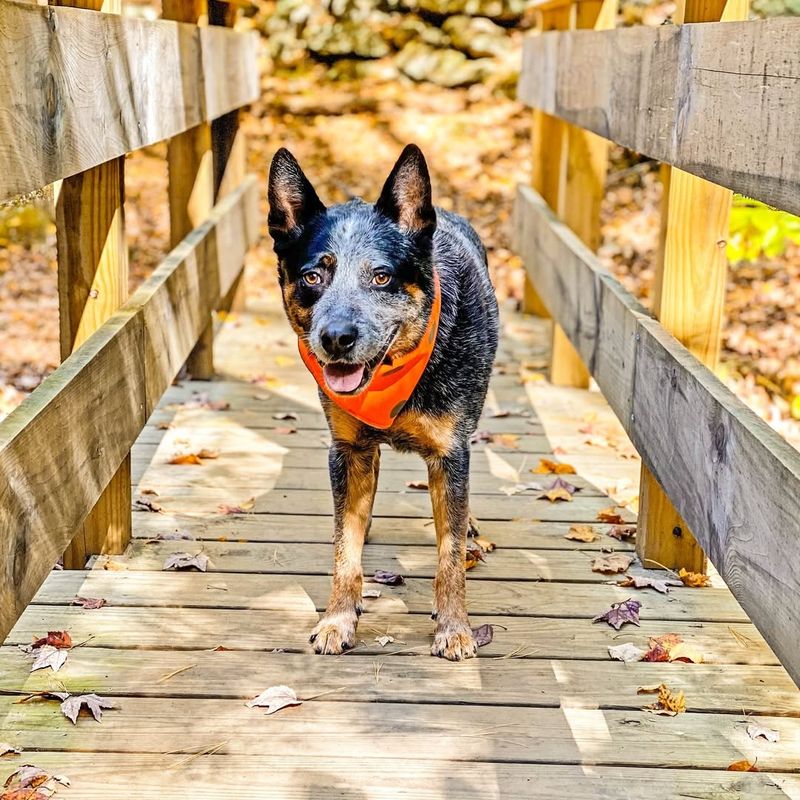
[323,363,365,394]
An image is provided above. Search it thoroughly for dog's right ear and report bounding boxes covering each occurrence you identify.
[268,148,325,247]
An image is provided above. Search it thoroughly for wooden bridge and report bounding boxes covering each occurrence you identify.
[1,0,800,797]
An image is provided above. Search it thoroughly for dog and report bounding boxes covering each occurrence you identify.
[267,144,499,660]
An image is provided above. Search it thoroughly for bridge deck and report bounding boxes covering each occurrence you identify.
[2,286,799,798]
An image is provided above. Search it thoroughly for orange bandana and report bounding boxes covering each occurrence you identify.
[298,271,441,429]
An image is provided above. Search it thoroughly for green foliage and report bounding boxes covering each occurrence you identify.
[728,196,800,263]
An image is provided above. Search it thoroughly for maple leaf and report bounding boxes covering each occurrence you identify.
[0,743,20,757]
[591,553,633,574]
[593,598,641,630]
[163,552,209,572]
[472,624,494,647]
[746,724,780,743]
[29,646,67,674]
[545,477,579,494]
[638,683,686,715]
[607,643,646,663]
[532,458,576,475]
[466,541,486,562]
[565,525,599,543]
[217,497,255,515]
[618,575,682,594]
[538,487,573,503]
[677,568,711,588]
[361,588,381,599]
[608,525,637,541]
[727,760,759,772]
[596,506,626,524]
[371,570,405,586]
[271,412,298,420]
[31,631,71,650]
[71,596,106,609]
[246,685,302,715]
[405,480,429,491]
[60,694,115,725]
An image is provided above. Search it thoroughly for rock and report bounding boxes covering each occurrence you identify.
[443,15,507,58]
[395,41,495,87]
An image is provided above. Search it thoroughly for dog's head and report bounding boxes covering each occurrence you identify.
[267,144,437,395]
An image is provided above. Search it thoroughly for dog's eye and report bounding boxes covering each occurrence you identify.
[372,271,391,287]
[303,271,322,287]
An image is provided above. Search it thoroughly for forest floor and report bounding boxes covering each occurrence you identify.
[1,65,798,448]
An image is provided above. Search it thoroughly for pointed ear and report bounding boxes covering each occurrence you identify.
[268,148,325,244]
[375,144,436,235]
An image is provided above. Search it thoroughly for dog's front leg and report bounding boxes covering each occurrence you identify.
[310,441,379,654]
[427,445,476,661]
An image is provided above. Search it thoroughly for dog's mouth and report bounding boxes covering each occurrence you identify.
[322,362,366,394]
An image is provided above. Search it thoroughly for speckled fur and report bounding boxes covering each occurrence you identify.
[268,145,499,660]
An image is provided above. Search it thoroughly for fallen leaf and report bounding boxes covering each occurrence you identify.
[163,552,209,572]
[271,412,298,420]
[532,458,576,475]
[156,422,172,430]
[608,525,637,541]
[592,553,633,574]
[493,434,520,449]
[639,683,686,715]
[746,724,780,743]
[470,430,494,444]
[0,743,20,757]
[727,760,759,772]
[31,631,71,650]
[2,764,68,793]
[539,487,573,503]
[618,575,682,594]
[361,588,382,599]
[678,568,712,588]
[71,596,106,610]
[217,498,255,515]
[134,498,162,513]
[140,488,158,496]
[593,598,641,630]
[597,506,626,524]
[498,481,544,496]
[643,633,696,663]
[246,685,302,715]
[545,477,580,494]
[371,570,405,586]
[488,408,528,419]
[405,480,429,491]
[465,556,480,570]
[168,449,218,465]
[668,643,704,664]
[28,647,66,674]
[375,634,394,647]
[565,525,599,543]
[178,393,229,411]
[607,643,646,663]
[474,536,496,553]
[472,624,494,647]
[273,426,297,435]
[60,694,115,724]
[584,433,612,448]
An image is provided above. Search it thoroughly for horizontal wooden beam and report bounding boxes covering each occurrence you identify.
[519,19,800,215]
[0,175,259,643]
[513,184,800,687]
[0,1,260,201]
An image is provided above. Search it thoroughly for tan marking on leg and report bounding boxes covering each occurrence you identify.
[390,410,458,457]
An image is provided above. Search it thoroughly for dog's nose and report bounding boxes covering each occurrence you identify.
[320,322,358,358]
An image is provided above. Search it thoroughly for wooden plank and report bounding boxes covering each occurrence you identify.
[130,514,635,550]
[0,757,793,800]
[8,605,776,664]
[636,0,749,575]
[518,18,800,215]
[1,646,795,714]
[0,1,259,201]
[0,179,258,644]
[32,569,747,623]
[1,695,798,770]
[53,0,132,571]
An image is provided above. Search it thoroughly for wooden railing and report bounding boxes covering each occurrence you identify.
[515,0,800,685]
[0,0,259,641]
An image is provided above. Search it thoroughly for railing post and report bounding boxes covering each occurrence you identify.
[163,0,216,379]
[637,0,750,574]
[54,0,131,570]
[528,0,616,388]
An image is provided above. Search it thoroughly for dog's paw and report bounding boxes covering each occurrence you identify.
[431,621,477,661]
[309,612,358,655]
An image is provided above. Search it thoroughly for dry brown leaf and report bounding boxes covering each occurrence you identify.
[532,458,576,475]
[217,498,255,515]
[746,724,780,743]
[163,552,209,572]
[607,643,646,663]
[70,596,106,610]
[168,449,217,465]
[591,553,633,574]
[246,685,302,715]
[639,683,686,715]
[0,743,20,757]
[273,426,297,435]
[472,624,494,647]
[465,556,480,570]
[405,480,429,491]
[361,588,382,599]
[565,525,599,543]
[370,570,405,586]
[618,575,682,594]
[539,487,573,503]
[678,568,712,588]
[140,488,158,496]
[134,498,162,513]
[727,760,760,772]
[271,412,298,420]
[593,598,641,630]
[474,536,496,553]
[608,525,637,541]
[60,694,115,724]
[31,631,71,650]
[493,433,520,449]
[596,506,626,524]
[375,634,395,647]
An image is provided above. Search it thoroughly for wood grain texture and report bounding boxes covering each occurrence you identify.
[514,182,800,686]
[518,18,800,215]
[0,1,259,201]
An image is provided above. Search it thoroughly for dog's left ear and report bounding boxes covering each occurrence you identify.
[268,148,325,246]
[376,144,436,236]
